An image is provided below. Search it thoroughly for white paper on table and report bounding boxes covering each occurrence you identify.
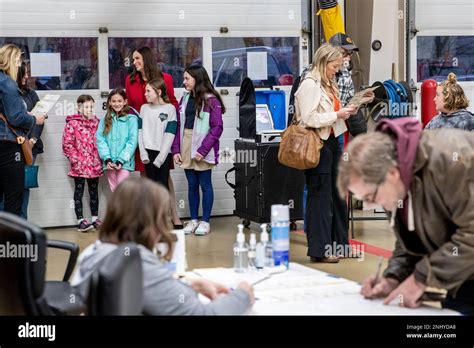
[247,52,268,80]
[31,94,61,116]
[192,267,272,288]
[30,53,61,77]
[156,229,187,275]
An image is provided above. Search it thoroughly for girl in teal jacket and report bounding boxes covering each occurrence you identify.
[96,88,138,192]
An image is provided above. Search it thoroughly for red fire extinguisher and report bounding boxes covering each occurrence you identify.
[421,79,438,127]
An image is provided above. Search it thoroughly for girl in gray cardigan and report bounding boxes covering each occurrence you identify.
[71,177,254,315]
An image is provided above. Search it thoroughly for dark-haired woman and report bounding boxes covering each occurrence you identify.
[6,61,44,219]
[96,88,138,192]
[172,65,224,236]
[125,46,182,228]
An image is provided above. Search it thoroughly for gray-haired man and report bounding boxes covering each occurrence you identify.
[337,117,474,314]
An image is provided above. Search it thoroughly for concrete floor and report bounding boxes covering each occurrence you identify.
[45,211,394,285]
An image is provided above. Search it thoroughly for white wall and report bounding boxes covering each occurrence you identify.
[368,0,401,84]
[0,0,304,227]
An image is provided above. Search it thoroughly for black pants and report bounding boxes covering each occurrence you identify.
[73,177,99,220]
[305,134,349,258]
[0,142,25,216]
[442,280,474,315]
[144,150,171,190]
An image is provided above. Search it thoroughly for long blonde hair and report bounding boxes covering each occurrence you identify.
[0,44,22,81]
[311,43,343,96]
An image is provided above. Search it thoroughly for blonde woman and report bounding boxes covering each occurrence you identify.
[426,72,473,131]
[295,43,367,263]
[0,44,46,215]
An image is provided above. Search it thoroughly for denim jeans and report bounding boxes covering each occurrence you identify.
[184,169,213,222]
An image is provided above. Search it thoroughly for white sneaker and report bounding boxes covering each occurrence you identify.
[184,220,199,235]
[194,221,211,236]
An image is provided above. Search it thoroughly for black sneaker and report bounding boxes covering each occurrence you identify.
[78,219,94,232]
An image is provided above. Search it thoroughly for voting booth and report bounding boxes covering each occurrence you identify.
[226,78,304,229]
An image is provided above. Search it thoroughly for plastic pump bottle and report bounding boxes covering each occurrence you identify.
[233,224,249,272]
[256,223,271,269]
[248,233,257,269]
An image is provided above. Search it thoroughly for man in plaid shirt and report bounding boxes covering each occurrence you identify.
[330,33,358,107]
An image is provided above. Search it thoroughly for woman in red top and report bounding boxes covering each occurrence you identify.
[125,46,182,228]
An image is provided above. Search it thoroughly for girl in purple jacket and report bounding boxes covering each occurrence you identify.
[172,65,224,236]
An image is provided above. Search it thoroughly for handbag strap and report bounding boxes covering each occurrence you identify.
[0,113,21,137]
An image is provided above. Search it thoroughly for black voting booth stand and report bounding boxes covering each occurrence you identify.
[225,78,304,230]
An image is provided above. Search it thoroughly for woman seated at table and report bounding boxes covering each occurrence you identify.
[72,177,254,315]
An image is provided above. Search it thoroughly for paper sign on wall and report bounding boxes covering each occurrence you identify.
[247,52,268,80]
[30,53,61,77]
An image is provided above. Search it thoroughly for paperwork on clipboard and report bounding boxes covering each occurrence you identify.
[31,94,61,116]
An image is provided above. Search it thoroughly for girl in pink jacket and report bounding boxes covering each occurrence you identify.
[62,95,103,232]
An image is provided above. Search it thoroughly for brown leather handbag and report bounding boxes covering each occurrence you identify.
[0,113,34,165]
[278,108,323,170]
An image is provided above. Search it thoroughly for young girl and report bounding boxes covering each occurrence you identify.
[138,78,177,189]
[126,46,183,229]
[71,177,254,315]
[62,95,103,232]
[96,88,138,192]
[172,65,224,236]
[425,72,473,131]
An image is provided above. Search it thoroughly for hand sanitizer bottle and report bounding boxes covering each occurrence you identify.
[255,224,268,269]
[233,224,248,273]
[248,233,257,269]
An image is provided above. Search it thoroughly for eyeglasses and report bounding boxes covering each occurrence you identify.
[355,179,384,204]
[365,184,381,204]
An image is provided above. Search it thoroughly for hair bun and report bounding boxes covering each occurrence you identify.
[447,72,457,84]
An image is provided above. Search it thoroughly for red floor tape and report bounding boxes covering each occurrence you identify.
[293,230,393,259]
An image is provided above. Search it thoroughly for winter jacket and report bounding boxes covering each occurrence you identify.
[425,108,474,131]
[377,118,474,296]
[172,92,224,165]
[96,113,139,172]
[295,70,347,140]
[0,71,36,142]
[20,87,45,156]
[71,240,252,315]
[138,103,177,168]
[62,114,103,178]
[125,72,178,173]
[125,72,178,112]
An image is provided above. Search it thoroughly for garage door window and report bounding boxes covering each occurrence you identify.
[0,37,98,90]
[417,36,474,82]
[211,37,299,87]
[108,37,202,89]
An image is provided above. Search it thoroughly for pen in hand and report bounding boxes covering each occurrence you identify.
[373,256,384,286]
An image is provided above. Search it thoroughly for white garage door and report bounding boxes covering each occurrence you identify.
[410,0,474,116]
[0,0,306,227]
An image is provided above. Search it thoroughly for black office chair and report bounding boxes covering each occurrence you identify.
[0,212,83,315]
[87,243,143,315]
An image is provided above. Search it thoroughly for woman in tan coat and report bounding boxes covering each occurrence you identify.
[295,43,357,263]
